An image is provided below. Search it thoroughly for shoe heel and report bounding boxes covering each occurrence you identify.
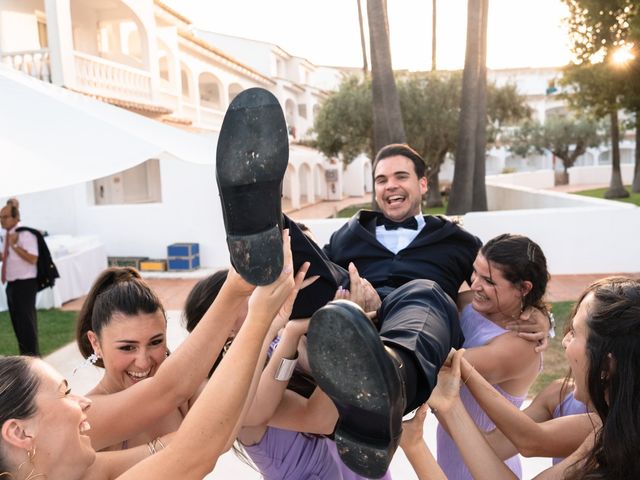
[334,430,393,479]
[227,226,283,286]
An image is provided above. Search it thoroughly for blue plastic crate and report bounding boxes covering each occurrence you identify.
[167,243,199,257]
[167,254,200,271]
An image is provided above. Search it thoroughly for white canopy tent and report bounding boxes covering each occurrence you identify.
[0,64,216,197]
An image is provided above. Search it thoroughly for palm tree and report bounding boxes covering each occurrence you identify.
[357,0,369,76]
[431,0,437,71]
[367,0,406,152]
[447,0,489,214]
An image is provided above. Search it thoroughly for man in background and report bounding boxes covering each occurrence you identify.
[0,200,40,356]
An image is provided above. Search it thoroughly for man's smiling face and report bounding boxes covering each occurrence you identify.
[374,155,427,222]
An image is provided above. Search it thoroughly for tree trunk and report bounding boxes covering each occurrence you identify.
[431,0,437,71]
[447,0,482,215]
[471,0,488,211]
[367,0,406,152]
[426,150,447,208]
[633,111,640,193]
[356,0,368,76]
[604,108,630,198]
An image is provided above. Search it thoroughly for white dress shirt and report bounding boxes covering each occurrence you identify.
[375,214,425,254]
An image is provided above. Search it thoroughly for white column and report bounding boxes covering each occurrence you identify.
[44,0,76,87]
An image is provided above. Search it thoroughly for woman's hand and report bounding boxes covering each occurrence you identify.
[427,349,465,414]
[272,261,317,331]
[248,230,296,322]
[400,402,430,452]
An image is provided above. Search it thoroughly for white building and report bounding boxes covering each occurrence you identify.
[0,0,366,268]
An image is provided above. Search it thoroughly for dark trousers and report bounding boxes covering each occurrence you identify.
[285,216,462,407]
[6,278,40,356]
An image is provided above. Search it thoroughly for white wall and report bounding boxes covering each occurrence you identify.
[343,154,371,197]
[485,183,627,211]
[13,157,231,269]
[487,170,555,189]
[568,164,636,185]
[463,206,640,274]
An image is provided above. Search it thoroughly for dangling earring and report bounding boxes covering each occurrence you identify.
[15,447,45,480]
[73,352,99,374]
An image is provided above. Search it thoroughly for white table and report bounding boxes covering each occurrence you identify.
[0,235,107,311]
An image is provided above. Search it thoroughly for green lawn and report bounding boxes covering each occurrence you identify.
[574,185,640,206]
[530,300,574,396]
[0,309,78,356]
[338,202,447,218]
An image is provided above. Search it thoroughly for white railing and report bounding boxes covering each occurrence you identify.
[73,52,152,103]
[157,79,179,110]
[0,49,51,82]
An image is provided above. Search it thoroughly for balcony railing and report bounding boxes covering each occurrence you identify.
[74,52,152,103]
[1,49,51,82]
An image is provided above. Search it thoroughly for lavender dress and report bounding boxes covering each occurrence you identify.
[325,437,393,480]
[243,426,342,479]
[551,391,588,465]
[436,305,527,479]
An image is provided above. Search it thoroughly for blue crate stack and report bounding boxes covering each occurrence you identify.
[167,243,200,271]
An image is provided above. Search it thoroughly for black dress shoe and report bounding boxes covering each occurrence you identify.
[307,300,405,478]
[216,87,288,285]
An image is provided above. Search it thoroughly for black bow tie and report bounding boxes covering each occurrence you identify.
[377,216,418,230]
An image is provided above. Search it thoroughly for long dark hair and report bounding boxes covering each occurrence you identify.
[0,357,40,473]
[76,267,165,368]
[481,233,549,313]
[565,277,640,479]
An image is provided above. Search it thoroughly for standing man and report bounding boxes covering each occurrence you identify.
[0,201,40,356]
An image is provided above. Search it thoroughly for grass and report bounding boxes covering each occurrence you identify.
[0,309,78,356]
[337,201,448,218]
[573,185,640,206]
[529,300,574,396]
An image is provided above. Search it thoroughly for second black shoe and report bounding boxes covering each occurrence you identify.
[216,87,288,285]
[307,300,406,479]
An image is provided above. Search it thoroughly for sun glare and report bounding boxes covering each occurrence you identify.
[612,44,635,65]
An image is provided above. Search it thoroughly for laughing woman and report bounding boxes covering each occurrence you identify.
[0,251,295,480]
[428,276,640,479]
[75,263,255,451]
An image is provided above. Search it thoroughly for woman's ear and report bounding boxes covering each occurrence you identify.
[1,419,35,451]
[520,280,533,297]
[87,330,101,358]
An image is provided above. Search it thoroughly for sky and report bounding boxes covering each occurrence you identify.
[162,0,574,71]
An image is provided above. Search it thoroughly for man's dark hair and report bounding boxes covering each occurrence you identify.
[372,144,426,179]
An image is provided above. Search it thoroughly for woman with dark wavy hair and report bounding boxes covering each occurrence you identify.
[417,276,640,479]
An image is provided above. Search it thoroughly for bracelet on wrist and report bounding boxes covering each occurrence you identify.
[274,353,298,381]
[548,312,556,339]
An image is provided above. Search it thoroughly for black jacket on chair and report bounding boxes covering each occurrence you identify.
[323,210,481,302]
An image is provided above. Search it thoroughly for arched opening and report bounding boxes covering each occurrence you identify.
[299,163,313,205]
[285,98,296,138]
[363,160,373,193]
[199,72,222,109]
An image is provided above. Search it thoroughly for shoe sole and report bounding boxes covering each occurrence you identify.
[216,88,288,285]
[308,301,397,478]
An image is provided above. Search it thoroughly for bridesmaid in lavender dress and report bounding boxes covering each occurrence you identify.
[437,234,550,479]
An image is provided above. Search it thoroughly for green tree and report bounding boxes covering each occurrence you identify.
[506,114,604,184]
[367,0,406,151]
[312,76,373,163]
[313,73,529,207]
[447,0,489,215]
[562,63,629,197]
[400,72,462,207]
[562,0,637,198]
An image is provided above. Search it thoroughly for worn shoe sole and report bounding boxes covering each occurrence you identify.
[308,300,401,478]
[216,88,288,285]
